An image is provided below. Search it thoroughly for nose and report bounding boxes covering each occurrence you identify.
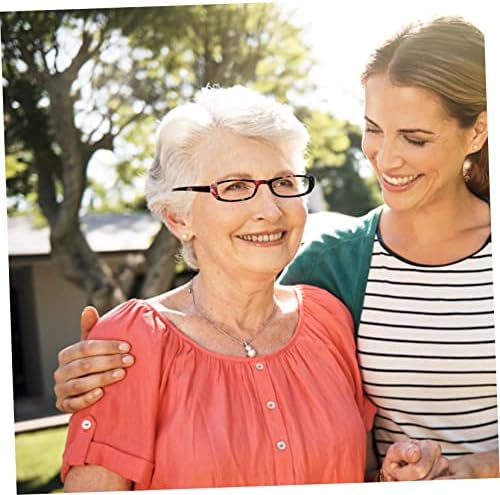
[372,137,404,172]
[251,182,283,222]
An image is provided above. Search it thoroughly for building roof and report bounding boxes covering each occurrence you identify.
[8,213,162,256]
[8,210,354,257]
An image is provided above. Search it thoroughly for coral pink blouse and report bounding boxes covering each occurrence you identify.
[62,285,376,489]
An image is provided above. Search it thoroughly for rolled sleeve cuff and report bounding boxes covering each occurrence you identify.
[61,414,154,487]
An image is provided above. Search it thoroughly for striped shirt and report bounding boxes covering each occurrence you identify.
[357,233,498,460]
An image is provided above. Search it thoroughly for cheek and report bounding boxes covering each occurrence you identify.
[288,200,308,234]
[190,200,228,238]
[361,134,377,163]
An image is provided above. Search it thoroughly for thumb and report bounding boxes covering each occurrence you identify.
[80,306,100,340]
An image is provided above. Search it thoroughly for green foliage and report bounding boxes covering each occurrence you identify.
[2,4,318,215]
[298,108,381,216]
[5,154,29,180]
[2,4,378,221]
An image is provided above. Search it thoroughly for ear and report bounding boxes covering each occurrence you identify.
[162,209,193,242]
[469,111,488,153]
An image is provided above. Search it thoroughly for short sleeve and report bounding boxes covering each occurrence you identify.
[61,299,169,487]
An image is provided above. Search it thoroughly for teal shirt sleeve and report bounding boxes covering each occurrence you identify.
[279,207,382,332]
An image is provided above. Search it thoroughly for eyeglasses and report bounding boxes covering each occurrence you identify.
[172,174,315,202]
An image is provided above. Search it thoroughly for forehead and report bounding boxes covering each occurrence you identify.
[364,73,450,126]
[194,128,297,180]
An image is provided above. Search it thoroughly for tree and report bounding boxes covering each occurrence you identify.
[300,108,382,215]
[2,4,316,313]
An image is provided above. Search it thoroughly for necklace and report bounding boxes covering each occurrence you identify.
[188,280,278,358]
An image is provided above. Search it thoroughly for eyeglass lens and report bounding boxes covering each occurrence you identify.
[216,175,311,201]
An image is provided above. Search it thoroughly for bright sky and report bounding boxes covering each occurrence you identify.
[278,0,496,125]
[1,1,499,495]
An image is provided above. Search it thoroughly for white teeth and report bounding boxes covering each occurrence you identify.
[239,232,284,243]
[382,173,419,186]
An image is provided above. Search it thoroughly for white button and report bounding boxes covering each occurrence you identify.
[276,440,286,450]
[81,419,92,430]
[255,363,264,371]
[266,400,276,410]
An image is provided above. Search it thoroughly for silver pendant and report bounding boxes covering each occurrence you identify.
[244,342,257,358]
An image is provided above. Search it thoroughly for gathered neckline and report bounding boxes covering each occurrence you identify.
[137,285,305,363]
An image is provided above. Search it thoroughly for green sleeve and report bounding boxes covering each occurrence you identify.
[279,208,381,331]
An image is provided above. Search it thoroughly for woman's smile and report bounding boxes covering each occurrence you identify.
[380,172,423,192]
[236,230,287,245]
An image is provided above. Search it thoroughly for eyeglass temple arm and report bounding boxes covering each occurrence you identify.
[172,186,211,192]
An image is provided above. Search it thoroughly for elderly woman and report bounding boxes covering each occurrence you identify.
[61,85,380,491]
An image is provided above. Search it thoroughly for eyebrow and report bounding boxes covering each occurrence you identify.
[364,116,436,135]
[215,169,296,182]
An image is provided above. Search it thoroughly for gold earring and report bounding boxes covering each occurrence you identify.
[472,144,479,151]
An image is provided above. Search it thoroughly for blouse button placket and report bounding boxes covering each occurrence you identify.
[251,360,293,482]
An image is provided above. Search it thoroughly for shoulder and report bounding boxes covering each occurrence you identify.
[280,207,381,283]
[296,284,353,330]
[89,299,170,343]
[301,207,382,254]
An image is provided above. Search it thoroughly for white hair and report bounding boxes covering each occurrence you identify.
[145,85,309,269]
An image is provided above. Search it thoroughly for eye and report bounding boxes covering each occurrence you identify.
[404,136,427,147]
[275,177,295,188]
[364,126,381,134]
[220,180,252,193]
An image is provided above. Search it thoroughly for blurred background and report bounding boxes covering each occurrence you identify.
[1,1,496,493]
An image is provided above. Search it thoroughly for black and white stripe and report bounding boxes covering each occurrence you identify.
[358,235,498,459]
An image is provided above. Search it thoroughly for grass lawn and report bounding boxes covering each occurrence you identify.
[15,426,67,494]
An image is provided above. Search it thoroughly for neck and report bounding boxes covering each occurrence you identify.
[190,270,279,334]
[380,184,485,244]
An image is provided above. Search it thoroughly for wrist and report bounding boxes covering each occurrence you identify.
[451,451,499,479]
[473,451,500,478]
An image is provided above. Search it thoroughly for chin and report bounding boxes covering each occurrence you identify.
[244,258,290,278]
[381,191,420,212]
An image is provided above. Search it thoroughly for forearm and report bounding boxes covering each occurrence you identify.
[457,450,499,478]
[64,464,131,492]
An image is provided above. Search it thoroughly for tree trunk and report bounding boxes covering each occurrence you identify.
[50,226,127,314]
[139,225,181,299]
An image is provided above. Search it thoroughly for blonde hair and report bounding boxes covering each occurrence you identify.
[362,16,488,197]
[145,85,309,268]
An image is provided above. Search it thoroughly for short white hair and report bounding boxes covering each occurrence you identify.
[145,85,309,269]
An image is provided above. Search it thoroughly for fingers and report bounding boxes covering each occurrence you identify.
[56,388,104,414]
[384,440,421,466]
[382,440,422,480]
[57,339,131,367]
[80,306,100,341]
[54,338,134,414]
[423,456,449,480]
[381,444,419,481]
[384,440,443,481]
[55,351,134,385]
[54,367,129,413]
